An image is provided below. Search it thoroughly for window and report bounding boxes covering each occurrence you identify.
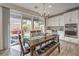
[33,18,45,33]
[22,17,32,41]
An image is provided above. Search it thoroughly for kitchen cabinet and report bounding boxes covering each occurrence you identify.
[71,10,79,23]
[51,17,55,26]
[46,17,55,26]
[59,15,64,26]
[55,16,60,26]
[47,10,79,27]
[46,18,52,26]
[64,10,79,24]
[64,12,72,24]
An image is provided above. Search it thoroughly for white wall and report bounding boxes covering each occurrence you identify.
[0,7,10,50]
[0,7,3,50]
[47,10,79,44]
[2,7,10,49]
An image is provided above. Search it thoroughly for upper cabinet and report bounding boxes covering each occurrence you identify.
[59,15,64,26]
[46,18,53,26]
[47,15,63,26]
[47,10,79,27]
[64,12,71,24]
[64,10,79,24]
[46,17,55,26]
[54,16,60,26]
[51,17,55,26]
[71,10,79,23]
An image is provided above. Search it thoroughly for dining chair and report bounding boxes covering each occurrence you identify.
[18,34,30,56]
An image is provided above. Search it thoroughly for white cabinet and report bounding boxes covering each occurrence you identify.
[46,18,53,26]
[51,18,55,26]
[46,20,49,26]
[71,10,78,23]
[46,17,55,26]
[53,16,60,26]
[46,19,50,26]
[56,16,60,26]
[59,15,64,26]
[47,16,61,26]
[64,10,79,24]
[64,12,71,24]
[47,10,79,27]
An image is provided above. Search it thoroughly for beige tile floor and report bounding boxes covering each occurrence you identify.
[0,40,79,56]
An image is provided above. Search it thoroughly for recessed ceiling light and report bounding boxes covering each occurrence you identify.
[34,6,38,9]
[48,5,52,8]
[48,12,50,14]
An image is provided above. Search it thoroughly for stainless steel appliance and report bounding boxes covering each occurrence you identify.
[65,24,77,38]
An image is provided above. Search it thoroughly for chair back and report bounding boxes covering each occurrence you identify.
[18,35,25,53]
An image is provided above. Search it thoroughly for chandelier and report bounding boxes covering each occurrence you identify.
[41,3,51,18]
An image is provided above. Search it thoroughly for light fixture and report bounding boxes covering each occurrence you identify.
[34,6,38,9]
[47,12,50,15]
[48,5,52,8]
[40,3,51,35]
[41,3,50,17]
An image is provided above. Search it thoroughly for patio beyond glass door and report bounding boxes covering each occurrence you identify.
[22,18,32,43]
[10,14,21,51]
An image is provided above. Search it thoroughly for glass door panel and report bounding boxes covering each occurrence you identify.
[10,15,21,47]
[22,18,32,43]
[33,19,45,33]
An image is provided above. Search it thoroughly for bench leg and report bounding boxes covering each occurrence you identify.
[58,43,60,52]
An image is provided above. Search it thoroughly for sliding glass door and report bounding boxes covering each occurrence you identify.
[10,14,21,49]
[10,10,45,52]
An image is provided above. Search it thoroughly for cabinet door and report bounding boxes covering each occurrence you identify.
[51,18,55,26]
[46,18,54,26]
[71,10,78,23]
[48,17,55,26]
[56,16,60,26]
[64,12,72,24]
[46,18,51,26]
[54,16,59,26]
[59,15,64,26]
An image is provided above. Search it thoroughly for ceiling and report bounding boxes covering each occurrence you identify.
[13,3,79,17]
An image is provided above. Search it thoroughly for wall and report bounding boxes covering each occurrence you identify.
[0,7,10,50]
[0,7,3,50]
[2,7,10,49]
[46,10,79,44]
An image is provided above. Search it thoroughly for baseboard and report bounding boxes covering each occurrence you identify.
[0,48,7,52]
